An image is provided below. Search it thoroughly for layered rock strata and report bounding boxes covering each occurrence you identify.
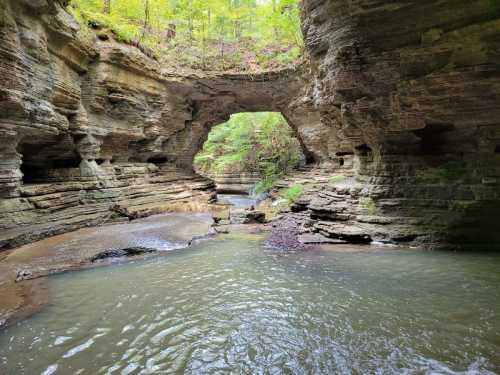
[1,0,500,249]
[288,0,500,248]
[209,173,261,194]
[0,0,302,249]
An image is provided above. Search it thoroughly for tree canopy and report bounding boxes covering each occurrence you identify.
[70,0,303,72]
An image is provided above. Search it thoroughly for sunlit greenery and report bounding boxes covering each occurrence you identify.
[282,184,304,203]
[194,112,303,193]
[70,0,303,71]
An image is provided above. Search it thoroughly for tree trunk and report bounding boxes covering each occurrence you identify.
[272,0,278,40]
[201,19,206,69]
[103,0,111,14]
[188,0,194,44]
[141,0,150,41]
[166,24,176,41]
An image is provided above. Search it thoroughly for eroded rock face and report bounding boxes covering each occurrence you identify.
[1,0,499,249]
[294,0,500,248]
[209,173,261,194]
[0,0,306,249]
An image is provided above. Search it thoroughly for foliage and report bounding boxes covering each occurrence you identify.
[282,184,304,203]
[254,175,277,195]
[70,0,303,72]
[329,175,346,185]
[194,112,303,192]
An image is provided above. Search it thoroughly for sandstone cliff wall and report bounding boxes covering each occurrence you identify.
[292,0,500,248]
[0,0,301,248]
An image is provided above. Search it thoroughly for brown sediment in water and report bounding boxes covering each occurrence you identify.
[0,278,49,329]
[0,212,215,330]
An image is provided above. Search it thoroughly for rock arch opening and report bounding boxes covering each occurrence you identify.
[194,112,306,195]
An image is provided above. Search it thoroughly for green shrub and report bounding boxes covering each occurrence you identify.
[282,184,304,204]
[254,177,276,195]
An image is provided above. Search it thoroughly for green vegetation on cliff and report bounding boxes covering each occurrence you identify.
[194,112,303,192]
[70,0,302,71]
[282,184,304,203]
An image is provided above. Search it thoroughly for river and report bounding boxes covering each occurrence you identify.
[1,230,499,374]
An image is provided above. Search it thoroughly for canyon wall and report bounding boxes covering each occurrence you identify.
[1,0,499,249]
[0,0,300,249]
[291,0,500,248]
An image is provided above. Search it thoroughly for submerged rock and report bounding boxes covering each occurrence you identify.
[230,208,267,224]
[265,217,307,251]
[90,247,157,262]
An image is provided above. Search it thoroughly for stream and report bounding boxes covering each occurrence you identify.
[217,194,257,209]
[1,226,499,374]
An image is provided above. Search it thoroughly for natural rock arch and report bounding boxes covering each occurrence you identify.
[0,0,317,248]
[1,0,500,249]
[158,69,316,171]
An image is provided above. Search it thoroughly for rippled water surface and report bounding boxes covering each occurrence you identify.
[1,234,500,374]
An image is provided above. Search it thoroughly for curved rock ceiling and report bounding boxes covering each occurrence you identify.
[1,0,499,249]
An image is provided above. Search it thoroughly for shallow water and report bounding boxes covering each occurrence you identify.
[1,234,500,375]
[217,194,256,209]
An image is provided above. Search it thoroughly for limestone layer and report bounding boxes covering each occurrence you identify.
[210,173,261,194]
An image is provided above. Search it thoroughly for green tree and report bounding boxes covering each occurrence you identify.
[103,0,110,14]
[70,0,302,71]
[194,112,304,193]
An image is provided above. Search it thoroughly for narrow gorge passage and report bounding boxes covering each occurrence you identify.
[193,112,306,196]
[1,0,500,374]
